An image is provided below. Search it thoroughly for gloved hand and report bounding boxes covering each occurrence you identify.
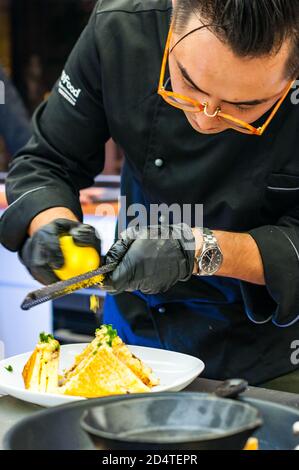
[101,223,195,295]
[19,218,101,285]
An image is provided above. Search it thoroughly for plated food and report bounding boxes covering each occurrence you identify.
[22,332,60,393]
[22,325,159,398]
[0,343,204,407]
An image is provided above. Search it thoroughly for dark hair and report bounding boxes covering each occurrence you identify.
[173,0,299,78]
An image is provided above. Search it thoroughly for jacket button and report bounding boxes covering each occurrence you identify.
[158,307,166,313]
[154,158,164,167]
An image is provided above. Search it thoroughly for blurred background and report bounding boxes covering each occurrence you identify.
[0,0,122,357]
[0,0,123,173]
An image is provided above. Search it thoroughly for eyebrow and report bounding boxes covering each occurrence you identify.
[175,59,276,106]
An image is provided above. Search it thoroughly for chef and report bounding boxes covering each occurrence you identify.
[1,0,299,391]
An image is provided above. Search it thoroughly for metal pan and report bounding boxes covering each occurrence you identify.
[5,392,299,450]
[79,379,261,450]
[4,380,260,450]
[80,392,262,450]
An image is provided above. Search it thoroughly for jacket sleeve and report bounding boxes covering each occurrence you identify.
[241,205,299,327]
[0,5,110,252]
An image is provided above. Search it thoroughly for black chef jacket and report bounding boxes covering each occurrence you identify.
[1,0,299,385]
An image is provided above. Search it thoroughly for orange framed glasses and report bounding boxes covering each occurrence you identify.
[157,25,295,136]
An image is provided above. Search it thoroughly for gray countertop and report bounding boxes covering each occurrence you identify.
[1,377,299,450]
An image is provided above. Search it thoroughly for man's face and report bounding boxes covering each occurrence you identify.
[169,15,292,134]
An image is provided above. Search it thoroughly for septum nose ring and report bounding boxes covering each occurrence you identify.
[203,102,221,118]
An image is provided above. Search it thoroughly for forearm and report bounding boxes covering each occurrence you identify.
[28,207,78,236]
[193,229,265,285]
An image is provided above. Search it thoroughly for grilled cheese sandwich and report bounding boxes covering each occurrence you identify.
[22,333,60,393]
[23,325,159,398]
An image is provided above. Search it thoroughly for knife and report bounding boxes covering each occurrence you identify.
[21,261,117,311]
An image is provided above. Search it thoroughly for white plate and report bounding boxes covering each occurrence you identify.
[0,344,205,407]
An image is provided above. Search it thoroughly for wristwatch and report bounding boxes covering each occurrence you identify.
[195,228,223,276]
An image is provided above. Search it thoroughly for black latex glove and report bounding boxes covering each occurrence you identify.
[19,218,101,285]
[102,224,195,295]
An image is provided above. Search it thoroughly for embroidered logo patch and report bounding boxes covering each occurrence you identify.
[58,70,81,106]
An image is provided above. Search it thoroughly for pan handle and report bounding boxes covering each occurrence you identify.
[214,379,248,399]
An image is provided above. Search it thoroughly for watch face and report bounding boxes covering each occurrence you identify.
[200,248,223,275]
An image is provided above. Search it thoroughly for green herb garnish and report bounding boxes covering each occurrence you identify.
[39,332,54,343]
[5,365,13,373]
[106,324,118,347]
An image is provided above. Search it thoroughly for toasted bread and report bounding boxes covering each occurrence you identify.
[59,324,114,385]
[111,336,160,387]
[23,325,159,398]
[61,344,150,397]
[61,325,159,389]
[22,333,60,393]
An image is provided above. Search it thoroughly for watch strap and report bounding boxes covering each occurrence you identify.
[195,228,223,276]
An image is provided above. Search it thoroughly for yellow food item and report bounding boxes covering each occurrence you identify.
[90,295,100,313]
[54,235,100,281]
[54,273,105,297]
[22,333,60,393]
[61,344,150,398]
[61,325,159,389]
[23,325,159,398]
[112,335,160,387]
[244,437,259,450]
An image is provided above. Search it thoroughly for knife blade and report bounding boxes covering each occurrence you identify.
[21,261,117,311]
